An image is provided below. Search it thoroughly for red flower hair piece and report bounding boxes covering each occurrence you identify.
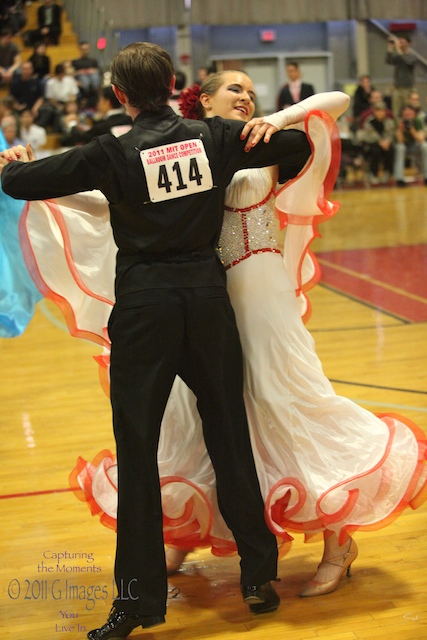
[179,83,201,120]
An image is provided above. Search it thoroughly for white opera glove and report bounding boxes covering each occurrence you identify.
[263,91,350,129]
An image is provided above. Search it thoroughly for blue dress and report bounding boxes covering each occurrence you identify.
[0,130,43,337]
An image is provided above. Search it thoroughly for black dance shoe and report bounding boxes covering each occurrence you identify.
[241,581,280,614]
[87,607,165,639]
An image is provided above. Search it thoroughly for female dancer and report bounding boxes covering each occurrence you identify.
[19,73,427,597]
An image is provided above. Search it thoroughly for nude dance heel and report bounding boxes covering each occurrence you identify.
[165,547,192,575]
[299,539,358,597]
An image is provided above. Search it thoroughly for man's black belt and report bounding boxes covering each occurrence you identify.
[119,247,214,264]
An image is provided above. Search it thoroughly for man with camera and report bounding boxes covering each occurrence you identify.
[386,35,417,118]
[393,104,427,187]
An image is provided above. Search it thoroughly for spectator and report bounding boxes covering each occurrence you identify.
[71,41,101,108]
[335,111,364,186]
[1,103,19,137]
[63,85,132,145]
[28,41,51,81]
[393,104,427,187]
[356,101,396,185]
[0,3,10,31]
[406,89,425,120]
[39,62,79,132]
[0,95,19,143]
[276,61,315,109]
[0,27,20,85]
[45,62,79,103]
[60,98,81,134]
[386,35,417,117]
[358,89,394,128]
[36,0,61,45]
[19,108,47,155]
[1,1,26,36]
[168,69,186,114]
[60,99,99,145]
[195,66,209,86]
[62,59,75,77]
[9,59,44,120]
[1,114,23,145]
[352,75,374,121]
[0,95,15,121]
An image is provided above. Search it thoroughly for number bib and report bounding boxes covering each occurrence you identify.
[140,139,213,203]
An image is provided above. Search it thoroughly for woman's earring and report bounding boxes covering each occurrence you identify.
[206,105,212,110]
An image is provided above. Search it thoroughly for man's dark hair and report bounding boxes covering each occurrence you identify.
[110,42,174,113]
[102,84,121,109]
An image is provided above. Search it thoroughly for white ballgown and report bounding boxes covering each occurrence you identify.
[20,112,427,555]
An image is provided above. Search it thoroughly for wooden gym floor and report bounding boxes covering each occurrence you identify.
[0,183,426,639]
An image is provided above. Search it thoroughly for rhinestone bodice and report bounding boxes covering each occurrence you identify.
[217,169,281,269]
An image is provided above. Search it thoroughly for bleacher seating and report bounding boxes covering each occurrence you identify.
[1,1,81,150]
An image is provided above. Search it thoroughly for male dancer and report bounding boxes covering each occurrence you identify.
[0,43,310,639]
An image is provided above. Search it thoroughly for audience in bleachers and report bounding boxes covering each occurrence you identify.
[2,2,427,188]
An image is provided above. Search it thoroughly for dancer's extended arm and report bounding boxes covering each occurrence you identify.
[242,91,350,146]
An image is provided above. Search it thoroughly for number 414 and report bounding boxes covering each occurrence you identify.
[158,159,203,193]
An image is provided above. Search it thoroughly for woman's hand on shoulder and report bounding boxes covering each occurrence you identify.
[240,117,279,152]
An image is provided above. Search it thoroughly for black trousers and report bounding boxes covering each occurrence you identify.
[366,142,394,175]
[108,285,278,616]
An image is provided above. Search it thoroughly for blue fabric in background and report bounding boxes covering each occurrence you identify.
[0,130,43,337]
